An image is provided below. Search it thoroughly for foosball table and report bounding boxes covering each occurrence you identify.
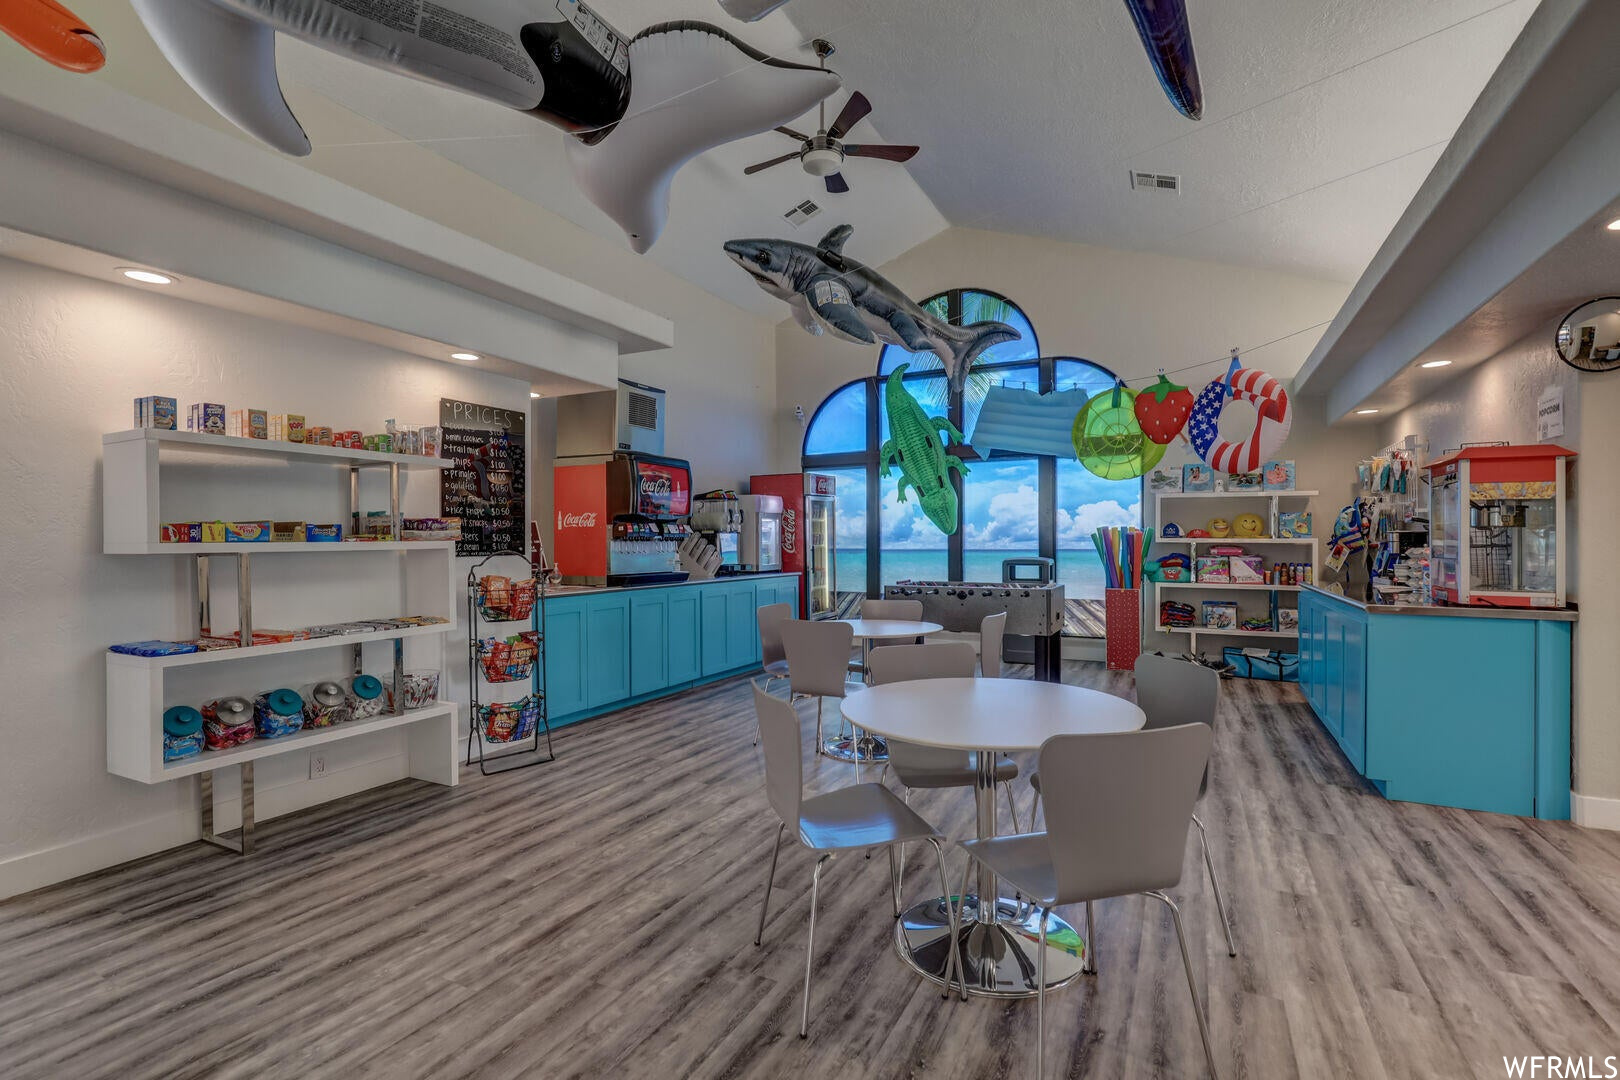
[882,580,1066,682]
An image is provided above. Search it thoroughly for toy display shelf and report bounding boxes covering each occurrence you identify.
[1154,537,1320,546]
[1154,490,1318,499]
[1155,626,1299,639]
[103,428,448,555]
[1157,582,1302,592]
[108,621,454,669]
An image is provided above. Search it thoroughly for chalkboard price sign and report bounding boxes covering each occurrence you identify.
[439,397,526,557]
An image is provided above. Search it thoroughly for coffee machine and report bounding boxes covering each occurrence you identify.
[553,452,693,585]
[689,493,784,573]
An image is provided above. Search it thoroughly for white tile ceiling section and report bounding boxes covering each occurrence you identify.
[753,0,1535,282]
[273,0,950,317]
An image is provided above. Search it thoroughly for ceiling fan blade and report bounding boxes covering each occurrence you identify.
[826,91,872,139]
[844,144,920,163]
[825,172,850,194]
[774,126,811,142]
[744,151,802,176]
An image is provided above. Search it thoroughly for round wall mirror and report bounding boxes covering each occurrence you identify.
[1555,297,1620,372]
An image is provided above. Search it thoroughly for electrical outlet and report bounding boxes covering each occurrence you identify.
[310,754,328,780]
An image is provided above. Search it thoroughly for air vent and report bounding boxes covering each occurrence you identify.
[1128,169,1181,194]
[626,391,660,430]
[783,199,822,227]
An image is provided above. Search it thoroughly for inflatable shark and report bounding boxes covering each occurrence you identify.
[725,224,1020,394]
[129,0,840,252]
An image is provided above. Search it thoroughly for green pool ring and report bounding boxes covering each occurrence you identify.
[1071,387,1167,480]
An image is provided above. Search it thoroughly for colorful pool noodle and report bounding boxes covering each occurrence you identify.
[1092,526,1151,589]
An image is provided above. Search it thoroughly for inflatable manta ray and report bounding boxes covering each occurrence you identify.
[724,224,1020,395]
[717,0,1203,122]
[129,0,841,252]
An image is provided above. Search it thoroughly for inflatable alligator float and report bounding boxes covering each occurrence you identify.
[879,363,968,535]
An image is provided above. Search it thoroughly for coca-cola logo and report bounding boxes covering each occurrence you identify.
[557,511,599,529]
[642,475,672,496]
[781,507,797,554]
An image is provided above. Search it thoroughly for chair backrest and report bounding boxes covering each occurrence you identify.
[978,612,1007,677]
[781,618,854,698]
[1039,724,1212,903]
[753,684,802,827]
[867,642,978,685]
[1134,653,1220,730]
[757,602,792,669]
[860,598,923,622]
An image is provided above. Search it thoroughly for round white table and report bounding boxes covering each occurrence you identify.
[841,677,1146,998]
[821,618,946,763]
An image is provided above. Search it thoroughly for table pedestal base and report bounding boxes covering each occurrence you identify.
[894,894,1087,998]
[820,733,888,763]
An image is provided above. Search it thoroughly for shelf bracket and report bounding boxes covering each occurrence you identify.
[199,762,254,855]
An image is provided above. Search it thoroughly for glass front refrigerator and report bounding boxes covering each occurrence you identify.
[804,473,836,618]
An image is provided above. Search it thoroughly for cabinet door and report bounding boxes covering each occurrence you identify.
[1297,593,1317,706]
[629,591,669,698]
[1320,609,1344,740]
[585,595,631,708]
[727,583,760,669]
[667,590,701,685]
[1338,614,1367,771]
[700,585,731,677]
[543,599,588,718]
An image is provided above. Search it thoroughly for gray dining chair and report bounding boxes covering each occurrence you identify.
[757,602,792,693]
[958,724,1219,1079]
[978,611,1007,677]
[1028,652,1235,958]
[751,685,960,1037]
[780,618,860,754]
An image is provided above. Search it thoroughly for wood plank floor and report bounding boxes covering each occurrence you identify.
[5,663,1620,1079]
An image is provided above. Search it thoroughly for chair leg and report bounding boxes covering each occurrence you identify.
[1037,906,1050,1079]
[1002,781,1022,834]
[801,853,834,1038]
[1147,890,1221,1080]
[1030,788,1042,830]
[755,822,786,947]
[815,697,824,752]
[1082,900,1097,975]
[953,850,974,1000]
[888,845,901,917]
[928,837,961,1000]
[895,788,909,899]
[1192,813,1237,957]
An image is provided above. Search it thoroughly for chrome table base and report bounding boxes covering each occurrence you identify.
[895,894,1086,998]
[821,732,889,763]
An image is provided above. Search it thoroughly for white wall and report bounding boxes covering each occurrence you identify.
[1380,333,1620,821]
[0,257,533,897]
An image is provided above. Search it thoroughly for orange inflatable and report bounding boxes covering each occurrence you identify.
[0,0,105,73]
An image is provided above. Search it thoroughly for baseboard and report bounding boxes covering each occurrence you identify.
[1572,792,1620,830]
[0,754,409,901]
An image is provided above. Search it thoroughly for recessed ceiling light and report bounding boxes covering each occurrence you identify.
[530,391,540,399]
[1606,218,1620,231]
[1419,360,1452,369]
[118,268,174,285]
[1355,408,1380,415]
[450,351,479,362]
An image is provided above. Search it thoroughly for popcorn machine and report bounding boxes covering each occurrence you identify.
[1426,444,1574,608]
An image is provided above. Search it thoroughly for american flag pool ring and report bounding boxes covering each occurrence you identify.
[1187,367,1293,474]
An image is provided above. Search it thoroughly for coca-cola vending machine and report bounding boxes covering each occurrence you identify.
[750,473,837,617]
[555,453,692,586]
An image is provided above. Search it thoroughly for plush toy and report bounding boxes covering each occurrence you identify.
[725,226,1019,395]
[1232,513,1266,538]
[1207,518,1231,538]
[0,0,103,72]
[130,0,839,253]
[879,364,968,534]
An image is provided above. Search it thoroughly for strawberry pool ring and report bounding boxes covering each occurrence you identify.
[1189,367,1292,474]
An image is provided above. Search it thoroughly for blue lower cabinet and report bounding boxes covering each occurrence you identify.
[543,598,588,718]
[584,594,631,708]
[544,575,798,726]
[667,590,701,685]
[1296,587,1571,819]
[629,591,670,697]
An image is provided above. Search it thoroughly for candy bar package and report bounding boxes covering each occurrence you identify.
[224,521,271,543]
[109,640,199,657]
[200,521,227,543]
[188,402,226,435]
[271,521,306,542]
[402,517,462,542]
[306,523,343,542]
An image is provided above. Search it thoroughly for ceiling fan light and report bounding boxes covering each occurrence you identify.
[802,147,843,177]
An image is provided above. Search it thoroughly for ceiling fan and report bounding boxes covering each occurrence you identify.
[742,39,919,194]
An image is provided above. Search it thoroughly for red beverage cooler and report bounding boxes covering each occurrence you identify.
[750,472,837,618]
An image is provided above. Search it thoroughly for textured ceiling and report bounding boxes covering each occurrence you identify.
[28,0,1535,314]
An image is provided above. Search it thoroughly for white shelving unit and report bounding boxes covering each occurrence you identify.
[102,428,460,854]
[1152,490,1318,655]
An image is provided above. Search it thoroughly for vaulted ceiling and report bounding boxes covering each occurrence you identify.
[14,0,1535,316]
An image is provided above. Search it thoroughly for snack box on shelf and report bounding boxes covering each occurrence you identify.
[224,521,271,543]
[134,396,177,430]
[160,522,200,543]
[271,521,306,543]
[307,523,343,542]
[401,516,462,542]
[109,640,199,657]
[187,402,226,435]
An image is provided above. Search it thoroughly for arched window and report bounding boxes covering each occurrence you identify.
[801,290,1139,635]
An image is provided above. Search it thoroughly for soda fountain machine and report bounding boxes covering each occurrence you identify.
[553,452,693,586]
